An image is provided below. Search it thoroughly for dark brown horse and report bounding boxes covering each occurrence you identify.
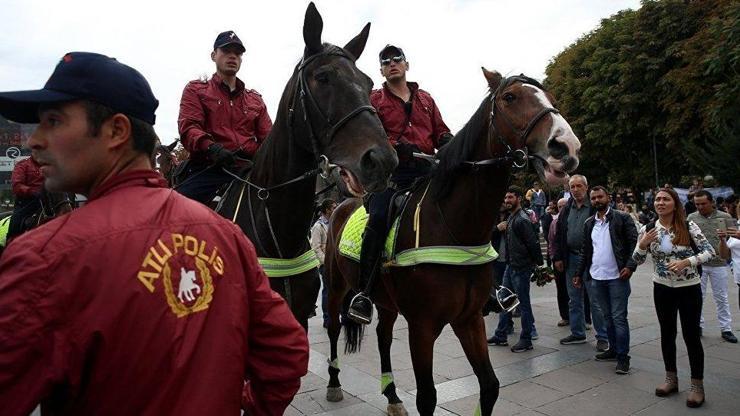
[323,69,581,415]
[154,141,179,187]
[216,3,397,329]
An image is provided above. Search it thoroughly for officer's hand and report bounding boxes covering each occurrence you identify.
[438,132,454,148]
[207,143,236,168]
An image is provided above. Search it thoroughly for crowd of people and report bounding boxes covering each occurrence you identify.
[485,175,740,408]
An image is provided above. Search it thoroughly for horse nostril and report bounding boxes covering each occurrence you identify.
[561,155,579,172]
[547,136,569,159]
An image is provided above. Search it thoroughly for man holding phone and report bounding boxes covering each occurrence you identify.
[688,190,737,343]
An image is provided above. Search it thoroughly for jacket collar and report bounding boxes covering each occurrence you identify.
[88,169,168,201]
[211,73,245,95]
[382,81,419,100]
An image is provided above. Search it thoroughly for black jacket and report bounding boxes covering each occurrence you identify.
[506,209,544,269]
[575,209,639,280]
[552,198,596,267]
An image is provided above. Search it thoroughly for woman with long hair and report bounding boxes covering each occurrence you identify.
[633,188,715,408]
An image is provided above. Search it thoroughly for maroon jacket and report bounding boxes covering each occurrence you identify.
[11,157,44,198]
[178,73,273,161]
[0,170,308,416]
[370,82,450,155]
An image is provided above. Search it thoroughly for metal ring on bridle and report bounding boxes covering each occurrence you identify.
[257,189,270,200]
[512,149,528,168]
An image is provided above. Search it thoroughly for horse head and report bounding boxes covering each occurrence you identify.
[482,68,580,186]
[286,2,397,195]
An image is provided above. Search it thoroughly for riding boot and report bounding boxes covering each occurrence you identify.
[348,226,384,324]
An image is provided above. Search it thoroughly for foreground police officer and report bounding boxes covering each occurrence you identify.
[0,52,307,416]
[177,30,273,204]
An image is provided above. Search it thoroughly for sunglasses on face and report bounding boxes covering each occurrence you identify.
[380,56,405,66]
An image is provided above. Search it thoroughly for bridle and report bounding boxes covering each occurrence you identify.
[220,46,376,258]
[462,75,559,171]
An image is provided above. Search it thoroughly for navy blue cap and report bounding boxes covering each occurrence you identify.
[379,44,406,62]
[214,31,246,53]
[0,52,159,125]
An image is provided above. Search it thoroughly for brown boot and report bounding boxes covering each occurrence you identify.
[654,371,678,397]
[686,378,705,408]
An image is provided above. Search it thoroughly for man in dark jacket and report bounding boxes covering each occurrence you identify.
[7,155,44,241]
[573,186,638,374]
[552,174,608,349]
[488,186,544,352]
[177,30,273,204]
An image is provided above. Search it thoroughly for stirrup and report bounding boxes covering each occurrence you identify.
[348,293,373,325]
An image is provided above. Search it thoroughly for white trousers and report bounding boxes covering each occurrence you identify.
[700,265,732,332]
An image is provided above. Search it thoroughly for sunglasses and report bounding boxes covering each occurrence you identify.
[380,56,405,66]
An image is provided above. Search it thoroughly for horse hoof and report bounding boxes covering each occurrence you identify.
[387,403,408,416]
[326,387,344,402]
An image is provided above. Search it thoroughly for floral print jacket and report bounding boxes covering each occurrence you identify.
[633,220,715,288]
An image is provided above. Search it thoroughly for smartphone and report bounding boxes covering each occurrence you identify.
[716,218,728,232]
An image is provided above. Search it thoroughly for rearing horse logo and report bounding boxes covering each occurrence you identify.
[177,267,201,303]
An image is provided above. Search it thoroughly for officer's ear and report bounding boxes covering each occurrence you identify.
[104,113,133,152]
[405,61,410,72]
[211,50,217,63]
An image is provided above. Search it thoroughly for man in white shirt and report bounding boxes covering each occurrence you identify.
[573,186,638,374]
[311,199,337,328]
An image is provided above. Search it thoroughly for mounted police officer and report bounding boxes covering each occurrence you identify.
[348,45,453,324]
[177,30,273,204]
[7,154,44,242]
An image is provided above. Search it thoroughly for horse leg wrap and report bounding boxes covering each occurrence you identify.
[381,373,402,404]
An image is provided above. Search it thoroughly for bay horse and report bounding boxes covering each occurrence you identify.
[323,69,581,415]
[216,2,397,329]
[154,141,179,187]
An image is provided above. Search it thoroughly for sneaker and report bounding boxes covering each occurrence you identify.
[557,319,569,327]
[615,357,630,374]
[511,340,533,353]
[595,349,617,361]
[487,336,508,346]
[721,331,738,343]
[531,329,539,340]
[596,340,609,352]
[560,334,587,345]
[347,294,373,325]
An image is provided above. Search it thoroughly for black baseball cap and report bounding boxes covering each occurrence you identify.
[214,30,246,53]
[0,52,159,125]
[379,44,406,62]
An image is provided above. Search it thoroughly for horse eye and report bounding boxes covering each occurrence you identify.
[314,71,330,84]
[503,92,515,103]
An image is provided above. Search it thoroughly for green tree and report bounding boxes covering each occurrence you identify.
[545,0,739,191]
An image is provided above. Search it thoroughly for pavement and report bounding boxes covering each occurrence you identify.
[290,258,740,416]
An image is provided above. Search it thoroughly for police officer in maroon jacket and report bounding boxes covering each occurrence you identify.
[0,52,307,416]
[177,30,273,204]
[348,45,453,324]
[7,154,45,241]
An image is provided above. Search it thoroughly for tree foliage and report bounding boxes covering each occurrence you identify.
[544,0,739,190]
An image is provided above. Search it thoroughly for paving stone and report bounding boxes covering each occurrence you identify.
[499,380,569,408]
[441,394,529,416]
[538,382,661,416]
[530,368,606,395]
[313,402,387,415]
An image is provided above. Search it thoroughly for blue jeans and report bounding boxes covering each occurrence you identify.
[495,266,535,342]
[590,278,631,358]
[566,252,607,340]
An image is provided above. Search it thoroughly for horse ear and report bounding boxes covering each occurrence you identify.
[166,141,178,152]
[343,23,370,61]
[482,67,502,90]
[303,2,324,56]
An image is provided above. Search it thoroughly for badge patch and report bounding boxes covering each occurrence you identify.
[137,233,225,317]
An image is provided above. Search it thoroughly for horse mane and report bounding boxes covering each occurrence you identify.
[428,93,491,201]
[428,74,545,201]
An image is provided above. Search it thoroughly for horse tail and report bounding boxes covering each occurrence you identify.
[341,290,364,354]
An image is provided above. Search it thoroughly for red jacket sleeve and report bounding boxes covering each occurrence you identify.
[429,97,451,149]
[238,235,308,416]
[178,82,214,153]
[254,99,273,144]
[11,162,35,198]
[0,245,67,416]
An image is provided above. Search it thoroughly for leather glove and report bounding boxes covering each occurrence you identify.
[394,142,419,163]
[438,132,454,148]
[207,143,236,168]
